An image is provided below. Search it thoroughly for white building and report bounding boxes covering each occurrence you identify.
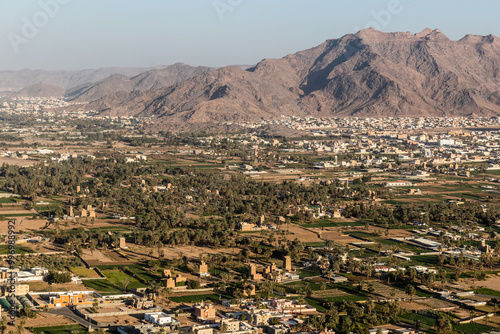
[145,312,175,325]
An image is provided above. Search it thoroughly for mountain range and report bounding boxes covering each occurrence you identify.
[78,28,500,130]
[4,28,500,131]
[0,63,216,101]
[0,67,150,90]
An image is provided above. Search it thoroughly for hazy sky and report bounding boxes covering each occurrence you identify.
[1,0,499,70]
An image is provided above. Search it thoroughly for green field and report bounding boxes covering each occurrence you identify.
[282,281,331,291]
[0,244,34,254]
[82,279,122,294]
[322,295,367,302]
[126,264,162,281]
[304,298,327,312]
[298,269,321,278]
[102,269,146,289]
[410,255,440,266]
[347,231,375,240]
[0,197,16,204]
[400,312,436,327]
[88,226,132,233]
[452,322,494,333]
[30,324,87,334]
[36,205,61,212]
[474,287,500,297]
[96,264,161,281]
[70,267,101,278]
[304,242,326,247]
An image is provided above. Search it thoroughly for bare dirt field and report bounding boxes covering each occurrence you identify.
[0,219,48,233]
[24,313,76,328]
[414,298,458,310]
[0,209,34,215]
[80,249,115,263]
[399,301,430,311]
[125,245,241,261]
[0,157,38,167]
[103,250,130,262]
[317,230,361,244]
[461,274,500,290]
[477,315,500,329]
[95,314,142,325]
[22,240,64,253]
[28,281,89,292]
[284,225,323,243]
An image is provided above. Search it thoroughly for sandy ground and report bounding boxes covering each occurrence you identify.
[461,274,500,290]
[399,301,430,311]
[28,281,90,293]
[284,225,323,243]
[0,219,48,233]
[413,298,458,310]
[0,157,38,167]
[103,250,130,262]
[128,245,240,261]
[80,249,115,263]
[24,313,76,328]
[82,244,242,264]
[94,314,142,325]
[0,209,34,214]
[309,228,359,245]
[316,230,361,244]
[477,315,500,328]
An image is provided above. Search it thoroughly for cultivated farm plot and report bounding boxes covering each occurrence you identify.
[103,250,131,262]
[311,288,351,298]
[70,267,101,278]
[30,325,87,334]
[96,264,161,281]
[82,279,122,294]
[367,281,408,299]
[102,269,146,289]
[79,249,115,263]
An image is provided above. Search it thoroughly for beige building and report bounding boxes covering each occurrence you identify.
[220,319,240,332]
[194,303,216,320]
[1,284,29,296]
[199,261,209,276]
[283,256,291,272]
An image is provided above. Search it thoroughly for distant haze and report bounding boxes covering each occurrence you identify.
[0,0,499,70]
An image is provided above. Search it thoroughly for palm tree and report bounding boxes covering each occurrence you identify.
[405,284,416,302]
[0,317,7,334]
[161,287,173,305]
[435,315,452,334]
[15,323,24,334]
